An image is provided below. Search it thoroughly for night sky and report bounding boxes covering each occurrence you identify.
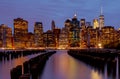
[0,0,120,32]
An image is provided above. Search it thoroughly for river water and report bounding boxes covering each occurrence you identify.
[41,50,119,79]
[0,50,119,79]
[0,53,42,79]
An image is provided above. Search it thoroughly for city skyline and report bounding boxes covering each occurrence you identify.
[0,0,120,32]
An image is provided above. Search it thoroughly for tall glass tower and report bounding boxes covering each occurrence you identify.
[99,7,104,30]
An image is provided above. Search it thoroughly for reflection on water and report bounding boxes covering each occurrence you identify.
[104,64,108,79]
[91,70,103,79]
[0,53,41,79]
[41,50,119,79]
[116,57,119,79]
[0,50,119,79]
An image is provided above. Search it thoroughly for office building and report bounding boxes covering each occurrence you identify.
[69,14,80,47]
[93,19,99,29]
[34,22,44,47]
[0,24,12,48]
[43,30,55,48]
[14,18,28,48]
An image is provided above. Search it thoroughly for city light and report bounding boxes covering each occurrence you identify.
[98,43,102,48]
[1,47,5,50]
[0,12,119,50]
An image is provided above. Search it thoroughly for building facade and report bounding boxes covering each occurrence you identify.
[58,28,69,49]
[93,19,99,29]
[99,15,104,30]
[14,18,28,48]
[101,26,115,48]
[53,28,60,48]
[0,24,12,48]
[43,30,55,48]
[34,22,44,47]
[80,19,88,48]
[25,32,35,48]
[69,14,80,47]
[87,27,100,48]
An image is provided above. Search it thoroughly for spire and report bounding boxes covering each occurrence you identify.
[74,13,77,18]
[100,6,103,15]
[51,20,55,31]
[74,13,77,17]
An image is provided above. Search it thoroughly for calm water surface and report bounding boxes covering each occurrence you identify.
[0,50,119,79]
[41,50,119,79]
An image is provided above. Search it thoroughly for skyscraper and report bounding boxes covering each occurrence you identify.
[64,19,71,48]
[14,18,28,48]
[53,28,60,48]
[34,22,44,47]
[64,19,71,31]
[0,24,12,48]
[43,30,55,48]
[93,19,99,29]
[80,19,86,29]
[69,14,80,47]
[25,32,35,48]
[101,26,114,48]
[72,14,79,28]
[58,27,69,49]
[80,19,88,48]
[99,7,104,30]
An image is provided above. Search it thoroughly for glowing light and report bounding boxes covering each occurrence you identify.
[91,70,102,79]
[93,19,99,29]
[74,13,77,17]
[98,43,102,48]
[119,28,120,31]
[58,46,66,50]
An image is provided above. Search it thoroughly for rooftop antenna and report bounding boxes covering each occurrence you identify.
[74,13,77,18]
[101,6,103,15]
[74,13,77,17]
[100,1,103,15]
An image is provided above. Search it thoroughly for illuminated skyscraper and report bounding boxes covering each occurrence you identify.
[0,24,12,48]
[87,28,99,48]
[64,19,71,48]
[43,30,55,48]
[99,7,104,30]
[93,19,99,29]
[80,19,86,29]
[14,18,28,48]
[34,22,44,47]
[80,19,88,48]
[25,32,35,48]
[69,14,80,47]
[100,26,120,48]
[58,27,69,49]
[101,26,114,48]
[64,19,71,31]
[71,14,79,28]
[53,28,60,48]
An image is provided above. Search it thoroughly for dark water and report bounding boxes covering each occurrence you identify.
[0,53,41,79]
[41,50,119,79]
[0,50,119,79]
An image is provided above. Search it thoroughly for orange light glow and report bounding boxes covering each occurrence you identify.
[98,43,102,48]
[91,70,103,79]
